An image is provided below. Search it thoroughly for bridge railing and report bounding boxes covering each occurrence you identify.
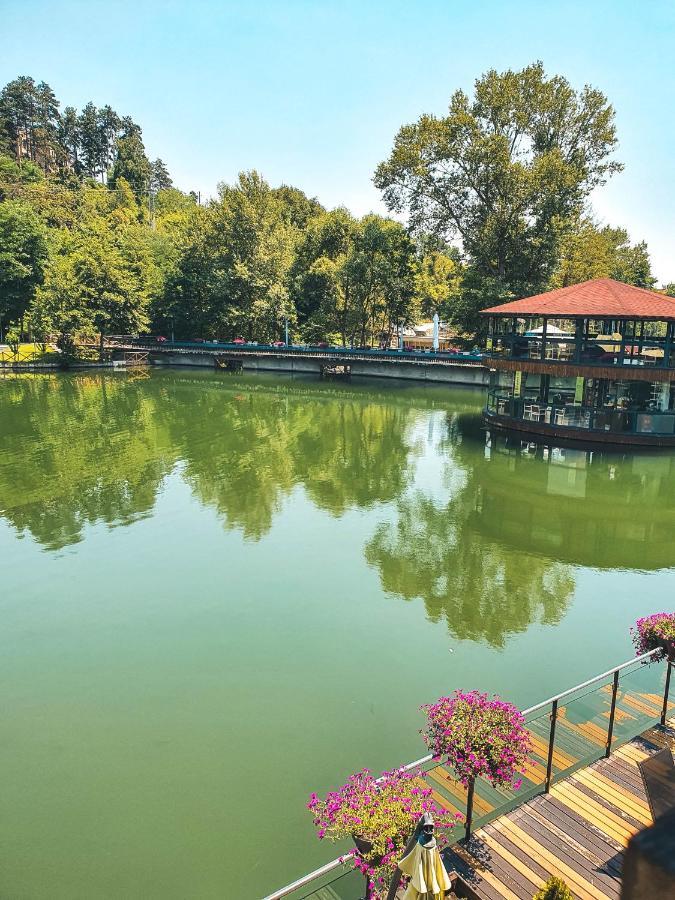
[108,338,485,365]
[263,649,673,899]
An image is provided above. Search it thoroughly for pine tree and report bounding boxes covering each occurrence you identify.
[150,158,172,193]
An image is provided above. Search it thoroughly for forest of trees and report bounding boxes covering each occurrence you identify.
[0,66,670,350]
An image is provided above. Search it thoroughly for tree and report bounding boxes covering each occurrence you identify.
[550,218,655,289]
[201,170,297,340]
[150,158,172,193]
[57,106,81,175]
[375,62,621,331]
[108,122,151,197]
[31,208,151,343]
[78,102,105,180]
[273,184,324,228]
[289,206,357,340]
[0,200,48,337]
[414,247,462,320]
[0,76,61,171]
[340,215,418,347]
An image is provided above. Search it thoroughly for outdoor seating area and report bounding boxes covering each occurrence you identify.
[482,280,675,446]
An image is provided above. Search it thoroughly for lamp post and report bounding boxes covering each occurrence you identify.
[285,316,289,346]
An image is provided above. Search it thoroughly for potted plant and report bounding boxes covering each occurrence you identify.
[307,767,459,899]
[631,613,675,662]
[421,690,531,838]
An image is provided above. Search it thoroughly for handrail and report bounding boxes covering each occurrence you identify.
[103,339,485,366]
[523,649,658,716]
[263,648,661,900]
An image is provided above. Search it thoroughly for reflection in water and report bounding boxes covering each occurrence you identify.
[365,418,675,646]
[3,370,675,899]
[477,431,675,570]
[0,373,172,550]
[0,371,477,548]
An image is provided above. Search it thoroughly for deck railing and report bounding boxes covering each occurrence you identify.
[105,337,485,365]
[486,390,675,437]
[264,650,673,899]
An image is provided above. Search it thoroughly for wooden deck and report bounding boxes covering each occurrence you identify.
[441,716,675,900]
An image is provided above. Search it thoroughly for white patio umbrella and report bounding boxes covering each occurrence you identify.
[525,324,572,337]
[432,312,439,351]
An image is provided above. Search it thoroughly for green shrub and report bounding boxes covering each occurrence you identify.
[533,877,573,900]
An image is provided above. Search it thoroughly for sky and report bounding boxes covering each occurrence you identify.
[3,0,674,283]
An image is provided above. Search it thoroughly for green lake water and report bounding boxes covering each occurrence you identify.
[1,369,674,899]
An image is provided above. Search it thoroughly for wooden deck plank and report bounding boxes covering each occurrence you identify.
[568,779,646,831]
[552,780,639,837]
[493,817,610,900]
[451,842,522,900]
[549,783,635,845]
[435,719,674,900]
[474,830,546,897]
[532,794,625,855]
[572,769,651,823]
[525,801,623,876]
[512,811,621,896]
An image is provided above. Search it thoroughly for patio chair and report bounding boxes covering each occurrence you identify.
[638,747,675,821]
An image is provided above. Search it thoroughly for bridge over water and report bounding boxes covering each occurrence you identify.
[105,339,490,386]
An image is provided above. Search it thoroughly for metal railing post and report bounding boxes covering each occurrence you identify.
[464,777,475,841]
[605,670,620,757]
[662,659,673,726]
[545,700,558,793]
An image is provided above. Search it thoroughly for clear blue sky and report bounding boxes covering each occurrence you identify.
[3,0,674,282]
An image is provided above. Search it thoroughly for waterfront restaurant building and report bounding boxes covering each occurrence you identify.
[481,279,675,446]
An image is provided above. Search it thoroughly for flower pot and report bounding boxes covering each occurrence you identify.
[351,833,383,866]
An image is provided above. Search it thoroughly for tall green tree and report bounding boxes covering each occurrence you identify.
[109,123,151,197]
[0,76,61,172]
[375,62,622,331]
[550,219,655,289]
[150,158,172,193]
[31,191,151,342]
[78,102,105,180]
[0,200,48,337]
[289,206,357,340]
[195,170,298,340]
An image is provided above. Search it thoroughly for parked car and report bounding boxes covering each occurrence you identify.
[155,335,167,343]
[232,337,246,345]
[271,340,286,347]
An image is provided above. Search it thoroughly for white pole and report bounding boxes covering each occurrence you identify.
[432,312,440,352]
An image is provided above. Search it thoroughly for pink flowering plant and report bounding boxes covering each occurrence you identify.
[421,690,531,790]
[632,613,675,661]
[307,767,458,899]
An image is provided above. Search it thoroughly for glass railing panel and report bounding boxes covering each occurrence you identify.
[610,659,673,751]
[283,866,365,899]
[548,676,616,775]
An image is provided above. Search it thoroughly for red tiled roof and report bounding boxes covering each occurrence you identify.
[480,279,675,320]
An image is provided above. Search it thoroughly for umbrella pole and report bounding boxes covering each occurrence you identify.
[385,816,424,900]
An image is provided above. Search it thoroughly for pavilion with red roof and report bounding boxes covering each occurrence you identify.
[480,278,675,446]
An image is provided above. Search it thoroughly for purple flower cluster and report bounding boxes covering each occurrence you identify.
[631,612,675,661]
[307,767,459,900]
[421,689,531,789]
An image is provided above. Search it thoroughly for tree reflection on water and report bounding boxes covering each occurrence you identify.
[2,370,674,651]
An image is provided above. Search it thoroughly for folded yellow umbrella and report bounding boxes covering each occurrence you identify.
[397,836,451,900]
